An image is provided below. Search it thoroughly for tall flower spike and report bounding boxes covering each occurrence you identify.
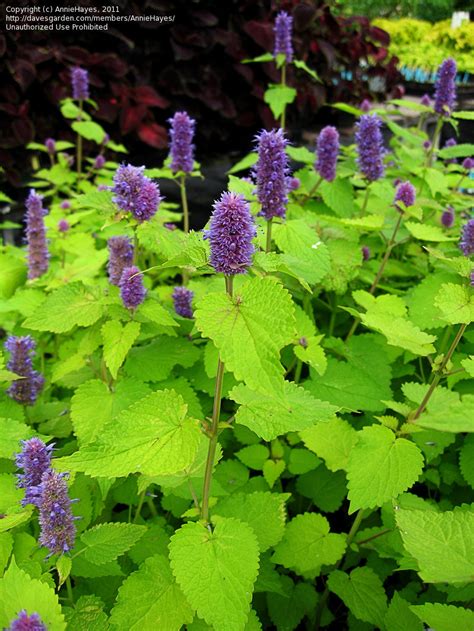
[15,438,53,507]
[316,126,340,182]
[70,66,89,100]
[274,11,293,62]
[25,190,49,280]
[441,206,455,228]
[7,610,47,631]
[254,128,290,220]
[38,470,76,556]
[119,265,146,309]
[172,286,194,319]
[112,164,161,222]
[206,192,255,275]
[4,336,44,406]
[168,112,196,174]
[459,219,474,256]
[107,236,134,286]
[355,114,385,182]
[434,58,457,116]
[394,181,416,211]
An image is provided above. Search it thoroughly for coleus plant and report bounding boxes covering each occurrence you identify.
[0,19,473,631]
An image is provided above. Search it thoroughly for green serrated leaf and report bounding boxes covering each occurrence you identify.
[102,320,141,379]
[410,602,474,631]
[434,283,474,325]
[405,222,455,242]
[301,417,358,472]
[264,85,297,119]
[267,575,317,631]
[81,523,146,565]
[72,121,107,144]
[327,567,387,628]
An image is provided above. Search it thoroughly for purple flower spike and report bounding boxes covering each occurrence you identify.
[356,114,385,181]
[459,219,474,256]
[274,11,293,63]
[15,438,53,507]
[362,246,370,261]
[4,336,44,406]
[463,157,474,171]
[107,236,134,286]
[25,190,49,280]
[394,181,416,211]
[71,66,89,100]
[119,266,146,309]
[8,610,47,631]
[360,99,371,112]
[45,138,56,154]
[441,206,455,228]
[38,470,76,556]
[58,219,70,233]
[254,128,290,220]
[168,112,196,174]
[206,191,256,276]
[434,58,457,116]
[420,94,431,107]
[112,164,161,222]
[316,126,340,182]
[172,286,194,319]
[93,155,105,169]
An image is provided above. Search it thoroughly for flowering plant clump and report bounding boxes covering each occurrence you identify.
[0,39,473,631]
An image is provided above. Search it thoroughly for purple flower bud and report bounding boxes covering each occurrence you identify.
[362,245,370,261]
[444,138,457,148]
[44,138,56,154]
[298,336,308,348]
[97,184,108,191]
[423,140,431,150]
[102,133,110,145]
[168,112,196,174]
[112,164,162,222]
[70,66,89,101]
[164,222,177,231]
[316,126,339,182]
[7,610,47,631]
[119,266,146,309]
[38,470,76,556]
[25,190,49,280]
[434,58,457,116]
[288,176,300,191]
[254,128,290,220]
[107,236,134,286]
[206,191,256,276]
[441,206,455,228]
[463,157,474,171]
[58,219,70,233]
[93,155,105,169]
[459,219,474,256]
[274,11,293,63]
[360,99,371,112]
[60,200,71,210]
[420,94,431,107]
[4,336,44,406]
[394,181,416,211]
[172,286,194,318]
[355,114,385,181]
[15,438,53,507]
[393,178,402,187]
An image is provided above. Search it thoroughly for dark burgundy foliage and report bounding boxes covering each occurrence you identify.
[0,0,400,187]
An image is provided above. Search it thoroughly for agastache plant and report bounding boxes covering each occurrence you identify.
[119,265,146,309]
[273,10,293,128]
[70,67,89,179]
[356,114,385,183]
[427,58,457,166]
[7,611,47,631]
[168,111,196,234]
[316,126,340,183]
[15,438,53,507]
[112,164,161,223]
[4,336,44,406]
[25,190,49,280]
[38,470,76,556]
[459,218,474,256]
[107,236,134,285]
[254,128,289,252]
[172,286,194,319]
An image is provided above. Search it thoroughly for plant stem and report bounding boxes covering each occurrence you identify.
[426,116,443,168]
[314,509,364,630]
[133,489,146,523]
[345,212,403,341]
[304,176,323,201]
[66,576,74,605]
[180,174,190,234]
[410,322,467,421]
[133,227,139,266]
[294,359,303,383]
[360,185,370,213]
[76,100,83,183]
[265,218,273,253]
[146,495,158,517]
[280,62,287,130]
[201,275,234,525]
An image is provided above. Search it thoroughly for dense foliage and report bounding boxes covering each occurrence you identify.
[0,20,474,631]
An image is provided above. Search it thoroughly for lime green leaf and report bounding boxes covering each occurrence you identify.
[0,559,65,630]
[56,555,72,587]
[287,448,320,474]
[214,491,287,552]
[301,417,358,472]
[125,337,200,382]
[452,111,474,120]
[56,389,202,478]
[407,273,459,330]
[286,146,315,164]
[319,178,357,218]
[102,320,141,379]
[461,356,474,377]
[227,153,258,175]
[0,417,36,459]
[460,435,474,488]
[410,603,474,631]
[434,283,474,325]
[110,554,193,631]
[294,337,327,375]
[137,299,178,327]
[195,277,295,389]
[71,378,150,446]
[81,523,146,565]
[296,466,346,513]
[272,513,346,577]
[405,222,455,242]
[264,85,297,119]
[396,508,474,583]
[327,567,387,628]
[236,445,270,470]
[169,517,260,631]
[230,379,337,440]
[293,59,320,81]
[416,391,474,433]
[72,121,107,144]
[23,283,104,333]
[267,575,317,631]
[242,53,275,64]
[385,593,423,631]
[347,425,424,513]
[263,460,285,489]
[64,595,109,631]
[438,143,474,159]
[0,255,26,299]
